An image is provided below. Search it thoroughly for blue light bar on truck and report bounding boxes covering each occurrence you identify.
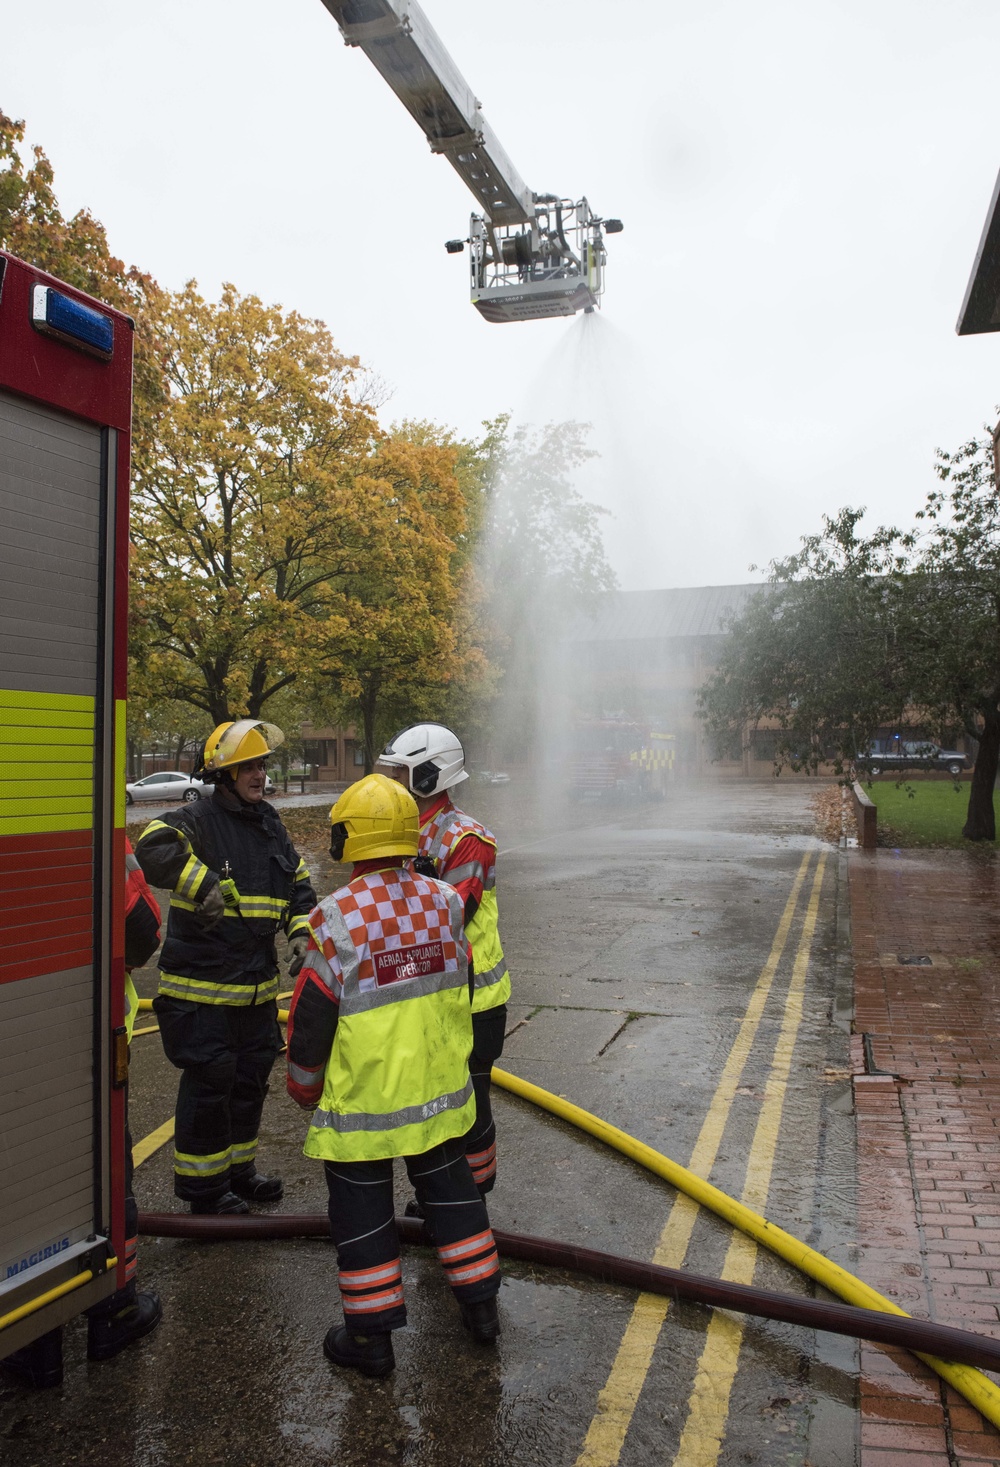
[31,284,114,360]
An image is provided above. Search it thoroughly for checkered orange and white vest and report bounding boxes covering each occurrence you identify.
[303,867,476,1162]
[418,804,509,1013]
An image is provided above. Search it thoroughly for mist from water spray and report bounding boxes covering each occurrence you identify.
[469,311,671,831]
[512,312,657,590]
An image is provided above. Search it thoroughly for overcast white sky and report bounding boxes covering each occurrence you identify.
[4,0,1000,589]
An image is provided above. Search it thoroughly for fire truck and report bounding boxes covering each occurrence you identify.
[0,251,133,1360]
[569,718,676,800]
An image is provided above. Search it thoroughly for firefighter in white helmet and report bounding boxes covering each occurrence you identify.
[134,719,315,1214]
[286,774,501,1378]
[377,723,509,1199]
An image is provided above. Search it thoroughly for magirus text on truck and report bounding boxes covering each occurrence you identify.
[0,251,133,1356]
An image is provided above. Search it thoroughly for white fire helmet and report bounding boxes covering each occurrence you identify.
[378,723,469,798]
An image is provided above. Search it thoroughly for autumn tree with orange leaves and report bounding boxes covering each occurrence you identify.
[2,109,614,766]
[309,422,489,769]
[128,279,488,739]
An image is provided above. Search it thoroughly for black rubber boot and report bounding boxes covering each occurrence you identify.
[323,1325,395,1379]
[460,1296,500,1344]
[87,1291,163,1361]
[403,1198,424,1220]
[1,1327,63,1389]
[190,1191,250,1215]
[230,1170,284,1203]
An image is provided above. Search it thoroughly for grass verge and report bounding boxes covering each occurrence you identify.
[859,779,998,848]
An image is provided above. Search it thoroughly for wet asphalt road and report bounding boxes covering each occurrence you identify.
[1,780,858,1467]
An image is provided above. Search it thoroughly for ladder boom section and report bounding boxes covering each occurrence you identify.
[320,0,533,225]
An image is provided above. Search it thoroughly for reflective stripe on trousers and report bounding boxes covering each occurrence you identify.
[158,972,279,1005]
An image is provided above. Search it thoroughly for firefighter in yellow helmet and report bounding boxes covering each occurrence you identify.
[134,720,315,1214]
[286,774,501,1378]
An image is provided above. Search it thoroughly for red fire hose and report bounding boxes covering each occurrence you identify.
[137,1210,1000,1373]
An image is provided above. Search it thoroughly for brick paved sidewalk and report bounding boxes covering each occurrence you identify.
[849,847,1000,1466]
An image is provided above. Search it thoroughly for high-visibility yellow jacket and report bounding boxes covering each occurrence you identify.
[287,864,475,1162]
[418,798,510,1014]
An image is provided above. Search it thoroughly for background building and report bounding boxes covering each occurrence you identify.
[561,584,763,775]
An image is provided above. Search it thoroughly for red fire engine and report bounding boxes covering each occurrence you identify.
[569,718,676,799]
[0,251,133,1356]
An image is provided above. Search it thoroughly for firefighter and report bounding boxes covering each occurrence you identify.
[2,842,163,1389]
[377,723,508,1198]
[286,774,501,1379]
[135,719,315,1214]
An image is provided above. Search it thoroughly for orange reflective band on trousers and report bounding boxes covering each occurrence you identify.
[436,1229,500,1288]
[466,1140,497,1186]
[339,1259,404,1315]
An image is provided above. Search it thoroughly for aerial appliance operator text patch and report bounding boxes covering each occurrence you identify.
[373,941,443,987]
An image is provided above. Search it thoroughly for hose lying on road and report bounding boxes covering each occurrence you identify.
[132,1004,1000,1423]
[137,1210,1000,1374]
[490,1066,1000,1432]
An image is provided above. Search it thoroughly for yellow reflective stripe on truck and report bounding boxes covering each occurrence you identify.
[0,762,93,780]
[2,781,93,800]
[0,690,94,712]
[0,691,95,836]
[114,699,126,829]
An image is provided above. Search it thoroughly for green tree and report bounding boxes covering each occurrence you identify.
[699,424,1000,841]
[912,428,1000,839]
[698,508,911,778]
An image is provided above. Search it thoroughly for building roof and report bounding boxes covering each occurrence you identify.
[958,162,1000,335]
[563,584,767,643]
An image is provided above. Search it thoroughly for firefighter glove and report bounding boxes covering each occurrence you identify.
[287,935,310,978]
[195,883,226,928]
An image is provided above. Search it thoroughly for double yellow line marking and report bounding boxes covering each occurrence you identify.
[132,851,829,1466]
[577,849,826,1467]
[133,1118,174,1169]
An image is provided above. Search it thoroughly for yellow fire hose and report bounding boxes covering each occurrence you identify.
[491,1065,1000,1430]
[134,997,1000,1423]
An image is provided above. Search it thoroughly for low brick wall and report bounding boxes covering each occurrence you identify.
[852,780,877,850]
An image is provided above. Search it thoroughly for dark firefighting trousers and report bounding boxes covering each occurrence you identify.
[154,996,281,1203]
[325,1135,501,1334]
[465,1005,506,1195]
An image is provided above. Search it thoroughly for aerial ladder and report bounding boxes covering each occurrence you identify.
[319,0,623,323]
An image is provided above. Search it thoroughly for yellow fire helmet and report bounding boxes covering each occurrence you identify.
[200,719,284,777]
[330,773,419,862]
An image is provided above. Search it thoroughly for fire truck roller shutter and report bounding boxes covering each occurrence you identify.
[0,387,106,1288]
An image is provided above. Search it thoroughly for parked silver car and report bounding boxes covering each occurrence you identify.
[125,771,277,804]
[125,771,210,805]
